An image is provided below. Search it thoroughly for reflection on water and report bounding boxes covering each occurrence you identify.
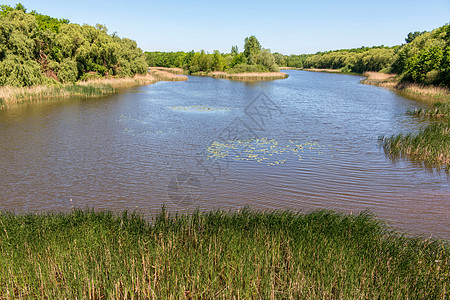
[0,71,448,239]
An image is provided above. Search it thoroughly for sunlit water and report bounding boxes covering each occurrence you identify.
[0,71,448,239]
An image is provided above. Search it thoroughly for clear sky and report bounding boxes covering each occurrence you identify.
[2,0,449,54]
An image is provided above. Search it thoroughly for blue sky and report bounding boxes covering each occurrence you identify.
[3,0,449,54]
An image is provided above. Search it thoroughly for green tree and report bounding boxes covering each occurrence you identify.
[243,35,261,65]
[58,59,78,83]
[212,50,224,71]
[231,45,238,55]
[406,31,425,43]
[14,3,26,13]
[0,54,42,86]
[257,49,278,72]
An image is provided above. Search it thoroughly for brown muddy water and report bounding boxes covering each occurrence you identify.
[0,70,448,239]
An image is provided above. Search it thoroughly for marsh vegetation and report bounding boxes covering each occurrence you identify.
[0,209,448,299]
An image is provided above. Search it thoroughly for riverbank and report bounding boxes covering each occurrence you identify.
[361,72,450,103]
[0,70,188,108]
[0,209,448,299]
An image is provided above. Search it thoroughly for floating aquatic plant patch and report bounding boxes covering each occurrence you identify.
[169,105,232,112]
[207,138,331,166]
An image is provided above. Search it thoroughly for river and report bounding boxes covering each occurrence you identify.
[0,70,448,239]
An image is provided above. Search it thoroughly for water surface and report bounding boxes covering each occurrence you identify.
[0,70,448,239]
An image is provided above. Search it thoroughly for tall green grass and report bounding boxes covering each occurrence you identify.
[0,209,447,299]
[379,121,450,170]
[407,102,450,118]
[61,84,115,97]
[381,101,449,171]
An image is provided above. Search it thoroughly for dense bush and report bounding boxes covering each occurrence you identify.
[393,24,450,87]
[0,54,42,86]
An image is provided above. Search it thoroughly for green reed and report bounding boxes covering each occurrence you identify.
[0,209,447,299]
[379,121,450,170]
[61,84,115,97]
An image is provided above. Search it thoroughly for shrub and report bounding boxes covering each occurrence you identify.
[0,55,42,87]
[57,59,78,83]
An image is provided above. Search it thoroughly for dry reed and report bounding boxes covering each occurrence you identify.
[209,71,288,81]
[0,72,188,108]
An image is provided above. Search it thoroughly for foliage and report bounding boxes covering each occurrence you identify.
[405,31,426,44]
[0,4,147,87]
[270,23,450,88]
[257,48,279,72]
[0,54,42,86]
[243,35,261,65]
[57,59,78,83]
[394,25,450,87]
[300,46,396,73]
[379,121,450,170]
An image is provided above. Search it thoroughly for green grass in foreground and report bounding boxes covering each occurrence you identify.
[0,209,448,299]
[379,121,450,170]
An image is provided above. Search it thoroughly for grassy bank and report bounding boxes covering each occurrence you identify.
[0,71,187,108]
[0,209,448,299]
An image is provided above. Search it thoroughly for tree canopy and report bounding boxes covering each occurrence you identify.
[0,4,147,87]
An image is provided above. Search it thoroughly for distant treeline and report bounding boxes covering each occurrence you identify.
[0,4,147,87]
[147,24,450,88]
[146,36,279,74]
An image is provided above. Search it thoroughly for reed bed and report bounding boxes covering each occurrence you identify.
[399,83,450,102]
[304,68,343,73]
[379,121,450,170]
[407,102,450,118]
[148,68,188,81]
[0,209,447,299]
[209,71,288,81]
[0,72,187,108]
[0,84,115,105]
[149,67,186,75]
